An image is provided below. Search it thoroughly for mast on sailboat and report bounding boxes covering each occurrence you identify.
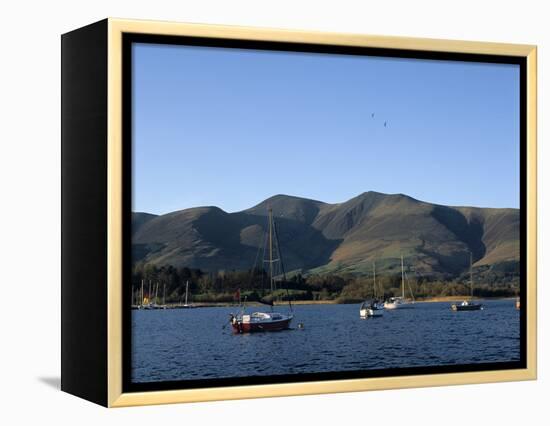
[261,208,289,307]
[401,255,405,299]
[263,208,285,295]
[470,252,474,300]
[229,206,293,332]
[185,280,189,306]
[372,262,377,299]
[450,251,482,311]
[269,209,274,292]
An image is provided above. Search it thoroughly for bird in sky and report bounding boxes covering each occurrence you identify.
[384,121,387,128]
[371,113,375,118]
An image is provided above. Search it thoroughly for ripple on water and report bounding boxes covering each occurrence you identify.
[131,301,521,383]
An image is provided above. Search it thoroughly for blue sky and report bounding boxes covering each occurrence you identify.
[132,43,520,215]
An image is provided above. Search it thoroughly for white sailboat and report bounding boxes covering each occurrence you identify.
[133,279,145,310]
[181,280,195,308]
[150,281,166,309]
[384,255,415,309]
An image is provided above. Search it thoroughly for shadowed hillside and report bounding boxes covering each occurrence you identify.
[132,192,519,279]
[132,212,157,235]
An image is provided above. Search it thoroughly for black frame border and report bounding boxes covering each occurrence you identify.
[122,33,527,394]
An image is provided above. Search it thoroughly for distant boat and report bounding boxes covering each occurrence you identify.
[230,208,293,333]
[139,280,165,310]
[515,296,520,310]
[384,296,403,310]
[150,281,167,309]
[181,280,195,309]
[141,297,154,310]
[384,255,415,310]
[131,281,142,310]
[134,279,145,309]
[360,262,384,318]
[360,300,384,318]
[140,280,154,309]
[451,253,483,311]
[451,299,482,311]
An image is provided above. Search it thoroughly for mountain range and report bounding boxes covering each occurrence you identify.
[132,191,520,279]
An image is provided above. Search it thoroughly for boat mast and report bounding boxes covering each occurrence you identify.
[401,255,405,299]
[373,262,377,299]
[274,218,292,312]
[163,282,166,306]
[470,252,473,300]
[140,279,144,307]
[185,280,189,305]
[269,208,274,293]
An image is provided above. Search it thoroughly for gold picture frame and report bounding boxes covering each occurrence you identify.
[61,18,537,407]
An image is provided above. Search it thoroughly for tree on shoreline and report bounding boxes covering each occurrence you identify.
[130,262,520,304]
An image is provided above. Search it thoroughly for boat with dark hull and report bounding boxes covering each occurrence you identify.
[230,208,293,333]
[230,311,292,333]
[451,253,483,312]
[451,300,483,311]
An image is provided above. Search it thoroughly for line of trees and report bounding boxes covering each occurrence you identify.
[131,262,520,305]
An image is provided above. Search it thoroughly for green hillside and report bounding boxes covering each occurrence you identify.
[132,191,520,281]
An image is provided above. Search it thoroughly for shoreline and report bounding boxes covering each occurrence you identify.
[132,296,516,310]
[413,296,515,303]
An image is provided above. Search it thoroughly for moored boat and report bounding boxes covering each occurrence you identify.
[360,299,384,318]
[360,262,384,318]
[181,280,195,308]
[451,300,483,311]
[230,208,293,333]
[149,282,167,309]
[230,311,293,332]
[451,253,483,312]
[384,255,415,310]
[384,296,404,310]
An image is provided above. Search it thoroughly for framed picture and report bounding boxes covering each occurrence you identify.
[61,18,537,407]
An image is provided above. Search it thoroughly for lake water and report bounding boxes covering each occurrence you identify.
[131,299,520,383]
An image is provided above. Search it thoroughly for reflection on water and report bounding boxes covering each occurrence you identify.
[131,300,520,383]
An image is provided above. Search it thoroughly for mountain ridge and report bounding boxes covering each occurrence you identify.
[132,191,519,279]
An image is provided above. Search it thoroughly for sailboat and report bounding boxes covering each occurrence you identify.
[150,282,167,309]
[230,208,293,333]
[150,282,166,309]
[139,279,144,309]
[181,280,195,309]
[360,262,384,318]
[451,252,483,311]
[141,280,154,310]
[384,255,415,309]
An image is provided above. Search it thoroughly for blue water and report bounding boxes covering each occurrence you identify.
[131,300,520,383]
